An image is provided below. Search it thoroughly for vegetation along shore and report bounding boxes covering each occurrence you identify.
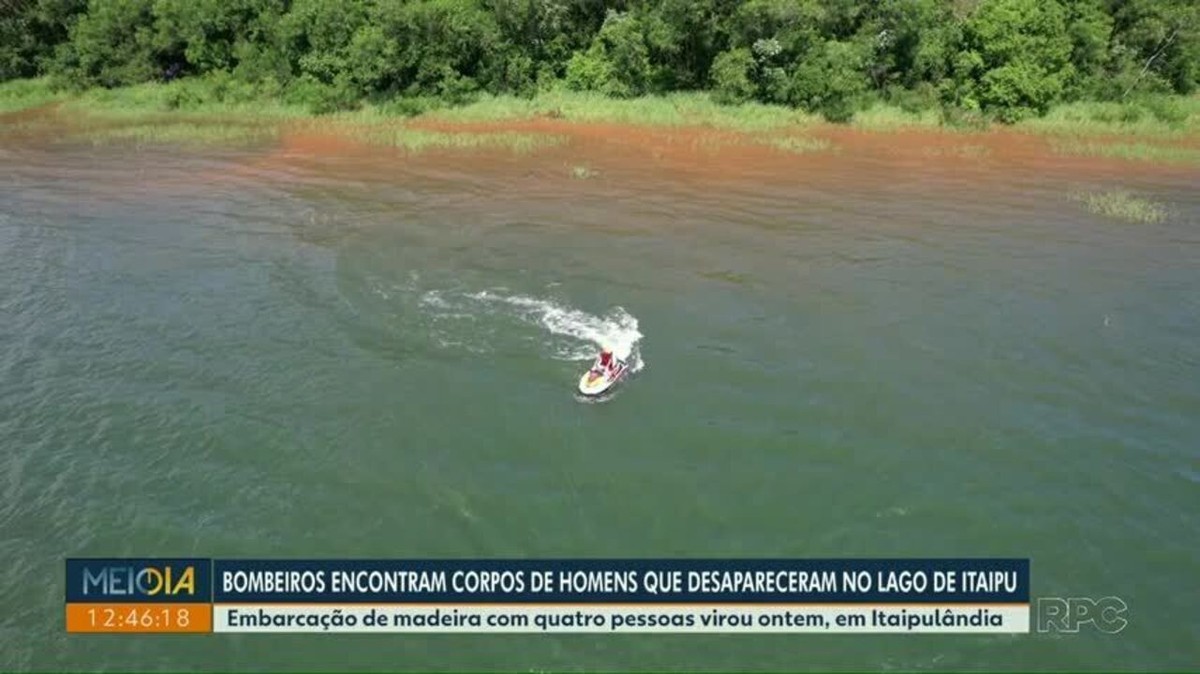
[1,0,1197,151]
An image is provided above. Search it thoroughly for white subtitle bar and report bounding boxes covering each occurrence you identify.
[213,604,1029,633]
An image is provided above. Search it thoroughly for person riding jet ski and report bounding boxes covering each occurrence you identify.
[597,347,618,377]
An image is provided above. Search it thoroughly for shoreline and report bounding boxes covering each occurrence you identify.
[6,92,1190,228]
[3,79,1199,156]
[3,80,1197,214]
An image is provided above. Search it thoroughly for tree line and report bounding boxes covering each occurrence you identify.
[1,0,1196,121]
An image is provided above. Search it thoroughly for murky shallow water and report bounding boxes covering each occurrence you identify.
[1,122,1198,670]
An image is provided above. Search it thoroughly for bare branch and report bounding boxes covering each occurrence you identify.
[1122,29,1178,100]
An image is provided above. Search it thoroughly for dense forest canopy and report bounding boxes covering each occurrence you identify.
[1,0,1196,121]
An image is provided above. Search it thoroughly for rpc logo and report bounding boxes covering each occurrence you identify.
[1035,596,1128,634]
[81,564,197,598]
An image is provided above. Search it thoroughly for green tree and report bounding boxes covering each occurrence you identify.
[278,0,369,85]
[1060,0,1112,96]
[1,0,42,80]
[819,0,867,40]
[729,0,824,59]
[710,46,755,103]
[788,38,868,121]
[565,10,656,97]
[1108,0,1199,95]
[637,0,739,89]
[152,0,285,75]
[961,0,1074,120]
[861,0,957,90]
[54,0,174,87]
[8,0,1195,123]
[1,0,89,80]
[485,0,584,92]
[720,0,827,104]
[372,0,503,99]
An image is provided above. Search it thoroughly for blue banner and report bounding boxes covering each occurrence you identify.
[210,559,1029,604]
[66,558,212,603]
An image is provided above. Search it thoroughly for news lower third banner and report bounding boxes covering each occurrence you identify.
[65,558,1030,634]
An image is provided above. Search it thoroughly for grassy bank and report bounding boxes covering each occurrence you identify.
[1051,139,1200,165]
[1019,98,1200,138]
[0,77,829,152]
[417,90,819,132]
[3,79,819,132]
[3,78,1198,155]
[0,78,67,113]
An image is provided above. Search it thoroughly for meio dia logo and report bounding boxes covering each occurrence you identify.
[82,563,197,598]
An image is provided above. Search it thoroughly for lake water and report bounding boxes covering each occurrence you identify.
[1,121,1198,670]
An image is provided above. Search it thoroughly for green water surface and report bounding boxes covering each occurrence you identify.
[1,139,1197,671]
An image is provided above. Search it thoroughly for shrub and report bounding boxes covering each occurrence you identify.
[54,0,172,88]
[962,0,1074,121]
[283,72,359,113]
[788,40,869,122]
[564,47,616,94]
[710,48,756,104]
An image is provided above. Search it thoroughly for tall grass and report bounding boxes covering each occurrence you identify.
[1019,96,1200,138]
[851,103,943,131]
[17,78,565,152]
[0,78,66,114]
[421,90,819,132]
[921,144,991,159]
[1051,139,1200,165]
[62,78,309,122]
[346,126,566,153]
[3,76,1198,155]
[81,122,278,146]
[1070,190,1167,224]
[760,135,832,153]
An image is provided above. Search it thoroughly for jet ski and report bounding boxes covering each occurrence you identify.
[578,353,628,397]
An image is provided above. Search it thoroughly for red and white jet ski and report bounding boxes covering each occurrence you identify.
[578,352,629,397]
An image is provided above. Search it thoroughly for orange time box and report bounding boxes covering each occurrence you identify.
[66,603,212,633]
